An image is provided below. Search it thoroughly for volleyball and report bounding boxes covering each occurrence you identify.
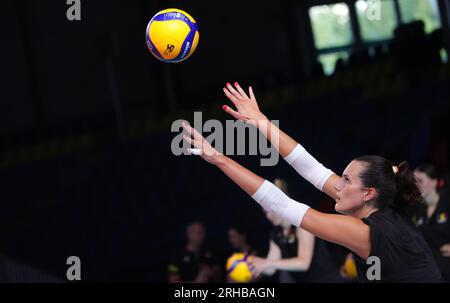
[226,253,254,283]
[145,8,199,63]
[343,254,357,278]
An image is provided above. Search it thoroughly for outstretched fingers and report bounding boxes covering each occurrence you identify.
[248,86,256,102]
[182,122,218,157]
[224,82,243,101]
[222,105,247,121]
[223,86,240,106]
[182,121,203,141]
[182,134,197,147]
[233,82,250,100]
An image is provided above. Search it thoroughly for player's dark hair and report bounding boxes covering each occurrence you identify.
[355,155,422,210]
[228,223,248,237]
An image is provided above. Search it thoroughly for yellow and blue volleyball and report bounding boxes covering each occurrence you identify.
[145,8,199,63]
[226,253,254,283]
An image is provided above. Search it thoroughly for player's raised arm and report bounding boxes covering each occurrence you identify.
[181,122,371,259]
[221,82,341,200]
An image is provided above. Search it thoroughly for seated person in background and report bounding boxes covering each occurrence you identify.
[168,221,222,283]
[413,164,450,281]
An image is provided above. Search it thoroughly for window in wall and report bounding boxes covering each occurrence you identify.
[440,48,448,64]
[398,0,441,33]
[356,0,397,41]
[309,3,353,49]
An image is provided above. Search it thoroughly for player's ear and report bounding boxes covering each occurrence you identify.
[363,187,377,202]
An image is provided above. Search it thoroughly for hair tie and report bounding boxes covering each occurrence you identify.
[392,166,399,174]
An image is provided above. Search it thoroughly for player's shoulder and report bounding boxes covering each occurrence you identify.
[363,207,410,237]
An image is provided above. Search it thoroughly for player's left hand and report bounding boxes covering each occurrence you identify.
[182,121,224,165]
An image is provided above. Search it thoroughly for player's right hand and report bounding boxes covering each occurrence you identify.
[222,82,268,127]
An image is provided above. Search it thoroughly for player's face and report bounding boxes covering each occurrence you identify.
[334,161,369,215]
[228,229,245,249]
[414,171,437,199]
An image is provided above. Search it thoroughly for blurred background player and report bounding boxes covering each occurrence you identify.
[413,164,450,281]
[250,178,342,282]
[226,224,258,282]
[167,221,222,283]
[227,224,257,256]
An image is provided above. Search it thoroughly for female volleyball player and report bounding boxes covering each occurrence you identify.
[181,82,442,282]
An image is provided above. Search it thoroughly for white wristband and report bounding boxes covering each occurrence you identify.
[252,180,310,227]
[284,144,334,191]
